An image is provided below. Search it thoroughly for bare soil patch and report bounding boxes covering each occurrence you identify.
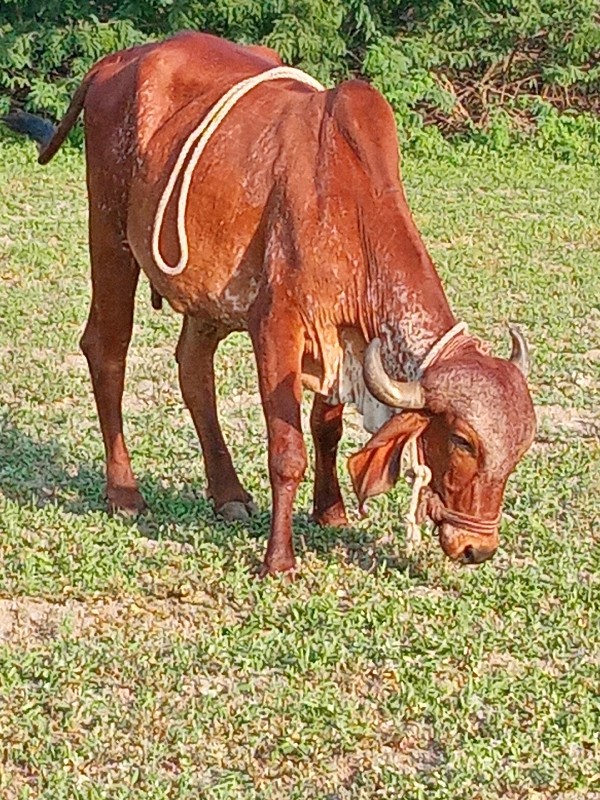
[0,594,239,648]
[535,404,599,440]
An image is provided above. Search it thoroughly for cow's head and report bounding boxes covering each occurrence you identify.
[348,327,536,564]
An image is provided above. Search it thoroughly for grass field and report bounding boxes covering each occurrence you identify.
[0,132,598,799]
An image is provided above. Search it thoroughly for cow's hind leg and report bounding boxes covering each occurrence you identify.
[310,396,348,527]
[176,317,255,520]
[80,227,145,515]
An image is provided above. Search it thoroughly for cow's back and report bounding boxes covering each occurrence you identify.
[82,33,328,322]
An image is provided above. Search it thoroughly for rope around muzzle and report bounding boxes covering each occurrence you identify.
[151,66,325,276]
[401,322,500,549]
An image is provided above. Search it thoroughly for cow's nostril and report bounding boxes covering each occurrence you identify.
[462,545,476,564]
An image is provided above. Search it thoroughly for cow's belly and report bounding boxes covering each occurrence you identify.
[171,262,260,327]
[127,175,265,326]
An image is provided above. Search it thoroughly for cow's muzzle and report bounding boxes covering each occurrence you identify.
[438,522,499,564]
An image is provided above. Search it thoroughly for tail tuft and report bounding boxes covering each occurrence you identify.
[2,110,56,151]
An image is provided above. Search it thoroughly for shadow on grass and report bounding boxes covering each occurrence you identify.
[0,417,428,579]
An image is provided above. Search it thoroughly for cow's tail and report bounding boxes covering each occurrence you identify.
[2,69,97,165]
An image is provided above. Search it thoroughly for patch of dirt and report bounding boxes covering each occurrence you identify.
[219,390,262,412]
[320,722,443,785]
[248,722,443,792]
[0,594,239,648]
[535,404,599,440]
[479,651,525,676]
[478,651,595,679]
[503,793,600,800]
[584,348,600,363]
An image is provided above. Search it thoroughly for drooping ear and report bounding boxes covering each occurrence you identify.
[347,411,430,512]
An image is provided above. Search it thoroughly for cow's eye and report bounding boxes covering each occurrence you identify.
[450,433,475,454]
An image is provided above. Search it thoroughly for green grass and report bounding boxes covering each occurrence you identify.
[0,133,598,800]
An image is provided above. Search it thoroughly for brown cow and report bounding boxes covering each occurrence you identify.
[4,32,536,575]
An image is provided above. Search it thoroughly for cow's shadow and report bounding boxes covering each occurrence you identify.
[0,418,427,579]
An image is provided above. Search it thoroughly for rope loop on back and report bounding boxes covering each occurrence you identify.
[152,66,325,276]
[417,321,469,376]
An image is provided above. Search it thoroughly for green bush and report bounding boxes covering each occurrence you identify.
[0,0,598,147]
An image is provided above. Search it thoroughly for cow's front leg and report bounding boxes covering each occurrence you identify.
[310,395,348,527]
[249,311,307,576]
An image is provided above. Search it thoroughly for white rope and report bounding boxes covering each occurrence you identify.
[416,321,469,377]
[403,435,432,551]
[152,66,325,276]
[403,322,468,549]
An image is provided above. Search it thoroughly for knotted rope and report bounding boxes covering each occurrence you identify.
[152,66,325,276]
[403,434,432,551]
[403,322,466,549]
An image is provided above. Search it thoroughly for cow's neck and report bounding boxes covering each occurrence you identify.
[330,197,456,433]
[360,195,456,381]
[371,284,455,382]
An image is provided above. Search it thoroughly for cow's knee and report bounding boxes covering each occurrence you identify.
[312,419,342,452]
[310,400,343,451]
[174,328,189,366]
[271,444,307,486]
[177,362,195,403]
[79,328,106,377]
[80,323,128,366]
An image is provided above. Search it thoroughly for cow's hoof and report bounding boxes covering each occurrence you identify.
[106,487,147,518]
[258,560,297,580]
[216,499,257,522]
[312,504,349,528]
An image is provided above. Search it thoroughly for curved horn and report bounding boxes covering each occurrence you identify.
[363,338,426,409]
[508,324,530,378]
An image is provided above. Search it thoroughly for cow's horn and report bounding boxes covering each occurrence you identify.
[508,324,530,378]
[363,338,426,409]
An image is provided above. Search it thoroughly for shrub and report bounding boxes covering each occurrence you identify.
[1,0,598,145]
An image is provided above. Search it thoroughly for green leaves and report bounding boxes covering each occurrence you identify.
[1,1,598,143]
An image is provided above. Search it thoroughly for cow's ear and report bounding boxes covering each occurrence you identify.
[348,411,430,512]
